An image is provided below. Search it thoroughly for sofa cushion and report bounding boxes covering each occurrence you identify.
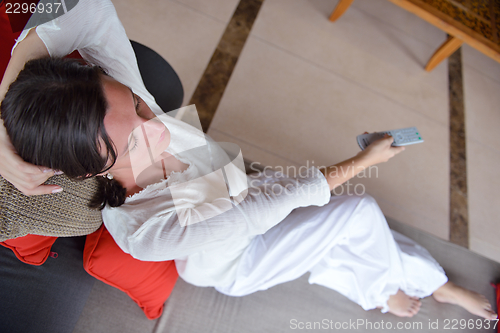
[0,1,19,76]
[0,236,95,333]
[0,234,57,265]
[83,225,178,320]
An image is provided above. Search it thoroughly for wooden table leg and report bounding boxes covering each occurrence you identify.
[329,0,355,22]
[425,35,463,72]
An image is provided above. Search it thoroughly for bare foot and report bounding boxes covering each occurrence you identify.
[386,290,422,317]
[432,282,497,320]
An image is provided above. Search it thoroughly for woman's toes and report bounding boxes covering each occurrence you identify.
[387,290,423,317]
[410,301,421,315]
[486,310,498,320]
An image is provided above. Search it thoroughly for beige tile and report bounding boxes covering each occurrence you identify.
[462,36,500,263]
[250,0,449,125]
[348,0,447,48]
[463,66,500,154]
[208,129,300,171]
[462,44,500,86]
[463,40,500,263]
[170,0,239,24]
[376,196,449,240]
[467,141,500,263]
[209,36,449,239]
[469,239,500,265]
[111,0,226,105]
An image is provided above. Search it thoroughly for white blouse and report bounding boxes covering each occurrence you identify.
[14,0,332,287]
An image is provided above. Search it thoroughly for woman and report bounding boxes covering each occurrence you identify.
[0,0,496,320]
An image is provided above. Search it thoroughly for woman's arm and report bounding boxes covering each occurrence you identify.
[106,166,332,261]
[0,29,62,195]
[0,29,48,100]
[319,135,405,190]
[107,136,404,261]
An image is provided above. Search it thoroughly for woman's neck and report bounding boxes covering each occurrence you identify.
[111,153,190,197]
[110,168,143,197]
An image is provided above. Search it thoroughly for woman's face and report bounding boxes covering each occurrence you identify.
[100,75,170,176]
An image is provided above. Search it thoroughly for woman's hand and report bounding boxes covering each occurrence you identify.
[319,134,405,191]
[357,134,405,166]
[0,29,61,195]
[0,120,62,195]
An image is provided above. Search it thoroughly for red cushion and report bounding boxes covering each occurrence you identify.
[496,283,500,333]
[0,5,57,266]
[1,5,178,315]
[0,1,20,77]
[0,235,58,265]
[0,4,81,266]
[83,225,178,320]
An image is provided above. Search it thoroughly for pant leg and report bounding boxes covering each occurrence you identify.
[216,194,447,313]
[216,194,364,296]
[307,195,448,312]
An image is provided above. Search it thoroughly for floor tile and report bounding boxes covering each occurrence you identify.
[250,0,449,125]
[348,0,448,48]
[208,129,299,171]
[467,141,500,263]
[111,0,227,105]
[188,0,265,131]
[462,44,500,86]
[209,36,450,239]
[170,0,240,24]
[463,51,500,262]
[463,65,500,154]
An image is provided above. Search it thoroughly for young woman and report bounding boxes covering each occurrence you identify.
[0,0,496,320]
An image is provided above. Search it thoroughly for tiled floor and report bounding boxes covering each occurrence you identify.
[112,0,239,106]
[112,0,500,262]
[462,45,500,263]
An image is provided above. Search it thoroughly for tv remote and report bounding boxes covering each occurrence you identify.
[356,127,424,150]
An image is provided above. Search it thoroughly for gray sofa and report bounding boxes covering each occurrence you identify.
[81,218,500,333]
[2,216,497,333]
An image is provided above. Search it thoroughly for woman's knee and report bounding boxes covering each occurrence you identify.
[337,192,377,207]
[357,193,377,205]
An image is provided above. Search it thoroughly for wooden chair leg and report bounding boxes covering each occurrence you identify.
[425,35,463,72]
[329,0,355,22]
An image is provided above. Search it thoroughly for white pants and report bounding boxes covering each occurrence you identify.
[215,194,448,312]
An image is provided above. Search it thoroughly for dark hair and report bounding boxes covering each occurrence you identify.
[1,57,126,209]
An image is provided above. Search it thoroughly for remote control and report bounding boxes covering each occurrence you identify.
[356,127,424,150]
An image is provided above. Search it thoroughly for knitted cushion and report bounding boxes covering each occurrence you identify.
[0,175,103,242]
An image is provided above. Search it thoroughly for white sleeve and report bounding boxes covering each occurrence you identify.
[104,167,331,261]
[13,0,162,115]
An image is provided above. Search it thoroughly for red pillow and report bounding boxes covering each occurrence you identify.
[495,283,500,333]
[83,225,178,320]
[0,235,58,265]
[0,1,20,76]
[1,5,57,267]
